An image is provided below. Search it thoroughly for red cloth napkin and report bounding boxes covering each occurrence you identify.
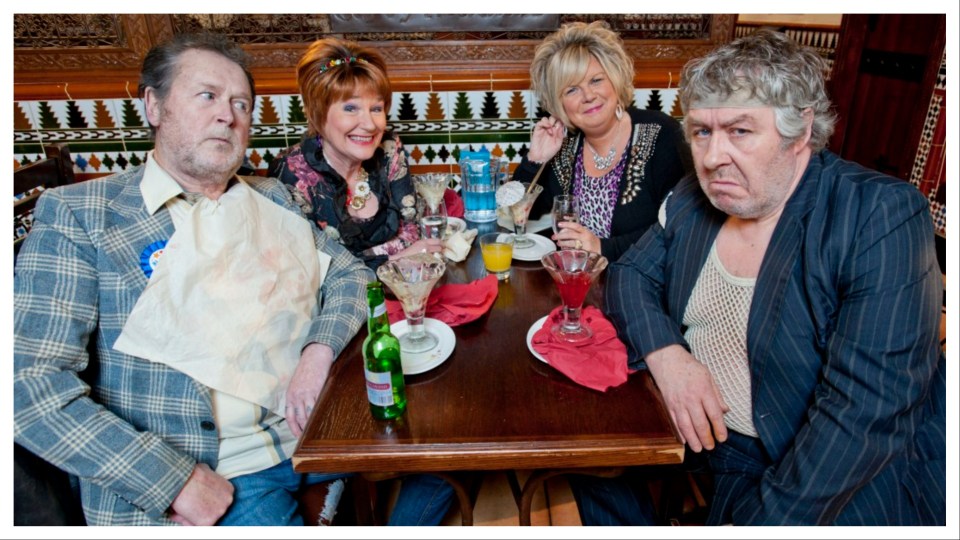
[531,306,630,392]
[386,275,498,327]
[444,188,465,218]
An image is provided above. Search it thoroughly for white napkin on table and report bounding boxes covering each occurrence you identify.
[443,228,478,262]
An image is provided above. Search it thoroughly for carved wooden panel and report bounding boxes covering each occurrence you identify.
[14,14,147,71]
[14,14,736,100]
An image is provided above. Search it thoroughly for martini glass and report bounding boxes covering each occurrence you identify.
[376,252,447,353]
[540,249,608,343]
[508,183,544,249]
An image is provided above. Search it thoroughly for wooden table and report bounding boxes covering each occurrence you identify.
[293,226,684,524]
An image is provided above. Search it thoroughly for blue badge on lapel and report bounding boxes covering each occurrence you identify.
[139,240,167,279]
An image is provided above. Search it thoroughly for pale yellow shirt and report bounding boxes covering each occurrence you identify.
[139,153,297,479]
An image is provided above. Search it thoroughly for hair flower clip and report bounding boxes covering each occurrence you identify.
[319,56,369,74]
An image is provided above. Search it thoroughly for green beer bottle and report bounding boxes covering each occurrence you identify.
[362,281,407,420]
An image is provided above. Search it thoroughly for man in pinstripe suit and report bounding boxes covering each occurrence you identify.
[13,33,460,526]
[574,30,945,525]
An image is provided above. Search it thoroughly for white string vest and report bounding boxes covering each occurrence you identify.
[682,243,758,437]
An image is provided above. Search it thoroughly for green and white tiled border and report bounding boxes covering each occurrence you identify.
[14,88,681,178]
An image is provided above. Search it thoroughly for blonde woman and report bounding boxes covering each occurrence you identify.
[516,21,692,261]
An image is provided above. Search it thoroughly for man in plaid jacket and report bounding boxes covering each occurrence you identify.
[13,33,373,525]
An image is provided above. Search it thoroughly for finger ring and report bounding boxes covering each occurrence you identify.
[575,239,582,250]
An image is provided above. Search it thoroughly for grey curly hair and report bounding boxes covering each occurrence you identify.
[679,29,837,151]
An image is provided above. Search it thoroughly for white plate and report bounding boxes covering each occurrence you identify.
[390,317,456,375]
[526,214,554,234]
[525,315,550,363]
[497,213,552,234]
[445,217,467,237]
[512,233,556,261]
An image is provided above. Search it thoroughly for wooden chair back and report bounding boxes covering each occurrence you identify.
[14,143,74,257]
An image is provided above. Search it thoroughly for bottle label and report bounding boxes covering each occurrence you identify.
[370,302,386,319]
[364,368,395,406]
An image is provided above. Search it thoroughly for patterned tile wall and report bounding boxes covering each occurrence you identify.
[13,88,682,180]
[908,51,947,237]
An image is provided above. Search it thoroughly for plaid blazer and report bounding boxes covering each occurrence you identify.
[14,166,372,525]
[606,150,945,525]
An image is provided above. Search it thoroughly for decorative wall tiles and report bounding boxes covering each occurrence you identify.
[16,75,944,239]
[909,51,947,236]
[13,72,947,239]
[14,88,686,178]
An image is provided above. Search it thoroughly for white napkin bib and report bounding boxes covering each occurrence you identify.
[114,181,330,416]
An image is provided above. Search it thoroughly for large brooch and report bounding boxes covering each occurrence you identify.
[346,168,372,211]
[348,180,371,210]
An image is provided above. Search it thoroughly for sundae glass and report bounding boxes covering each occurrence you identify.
[498,182,543,249]
[376,252,447,353]
[413,173,449,214]
[540,249,608,343]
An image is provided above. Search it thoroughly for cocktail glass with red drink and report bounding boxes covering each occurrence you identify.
[540,249,608,343]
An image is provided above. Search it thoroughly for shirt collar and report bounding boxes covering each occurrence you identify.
[140,151,240,214]
[141,151,188,215]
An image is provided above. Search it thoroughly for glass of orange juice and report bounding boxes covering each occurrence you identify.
[480,233,514,281]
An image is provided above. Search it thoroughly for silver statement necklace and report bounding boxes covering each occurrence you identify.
[584,118,623,170]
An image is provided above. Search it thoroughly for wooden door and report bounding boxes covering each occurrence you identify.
[828,14,945,181]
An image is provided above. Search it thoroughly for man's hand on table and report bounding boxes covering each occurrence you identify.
[645,344,729,452]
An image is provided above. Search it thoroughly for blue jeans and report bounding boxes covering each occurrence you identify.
[387,473,454,526]
[217,460,453,526]
[568,452,713,526]
[567,469,659,526]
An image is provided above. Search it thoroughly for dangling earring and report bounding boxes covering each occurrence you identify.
[615,104,624,120]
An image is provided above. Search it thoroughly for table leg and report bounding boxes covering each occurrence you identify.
[361,471,480,526]
[427,472,480,526]
[506,470,523,506]
[350,476,380,525]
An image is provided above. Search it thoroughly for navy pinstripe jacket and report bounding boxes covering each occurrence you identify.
[606,150,945,524]
[14,167,373,525]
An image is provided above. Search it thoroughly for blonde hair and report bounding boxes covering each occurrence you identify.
[529,21,634,129]
[297,38,392,136]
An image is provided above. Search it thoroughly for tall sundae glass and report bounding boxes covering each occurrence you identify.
[413,173,449,213]
[376,252,447,353]
[497,181,543,249]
